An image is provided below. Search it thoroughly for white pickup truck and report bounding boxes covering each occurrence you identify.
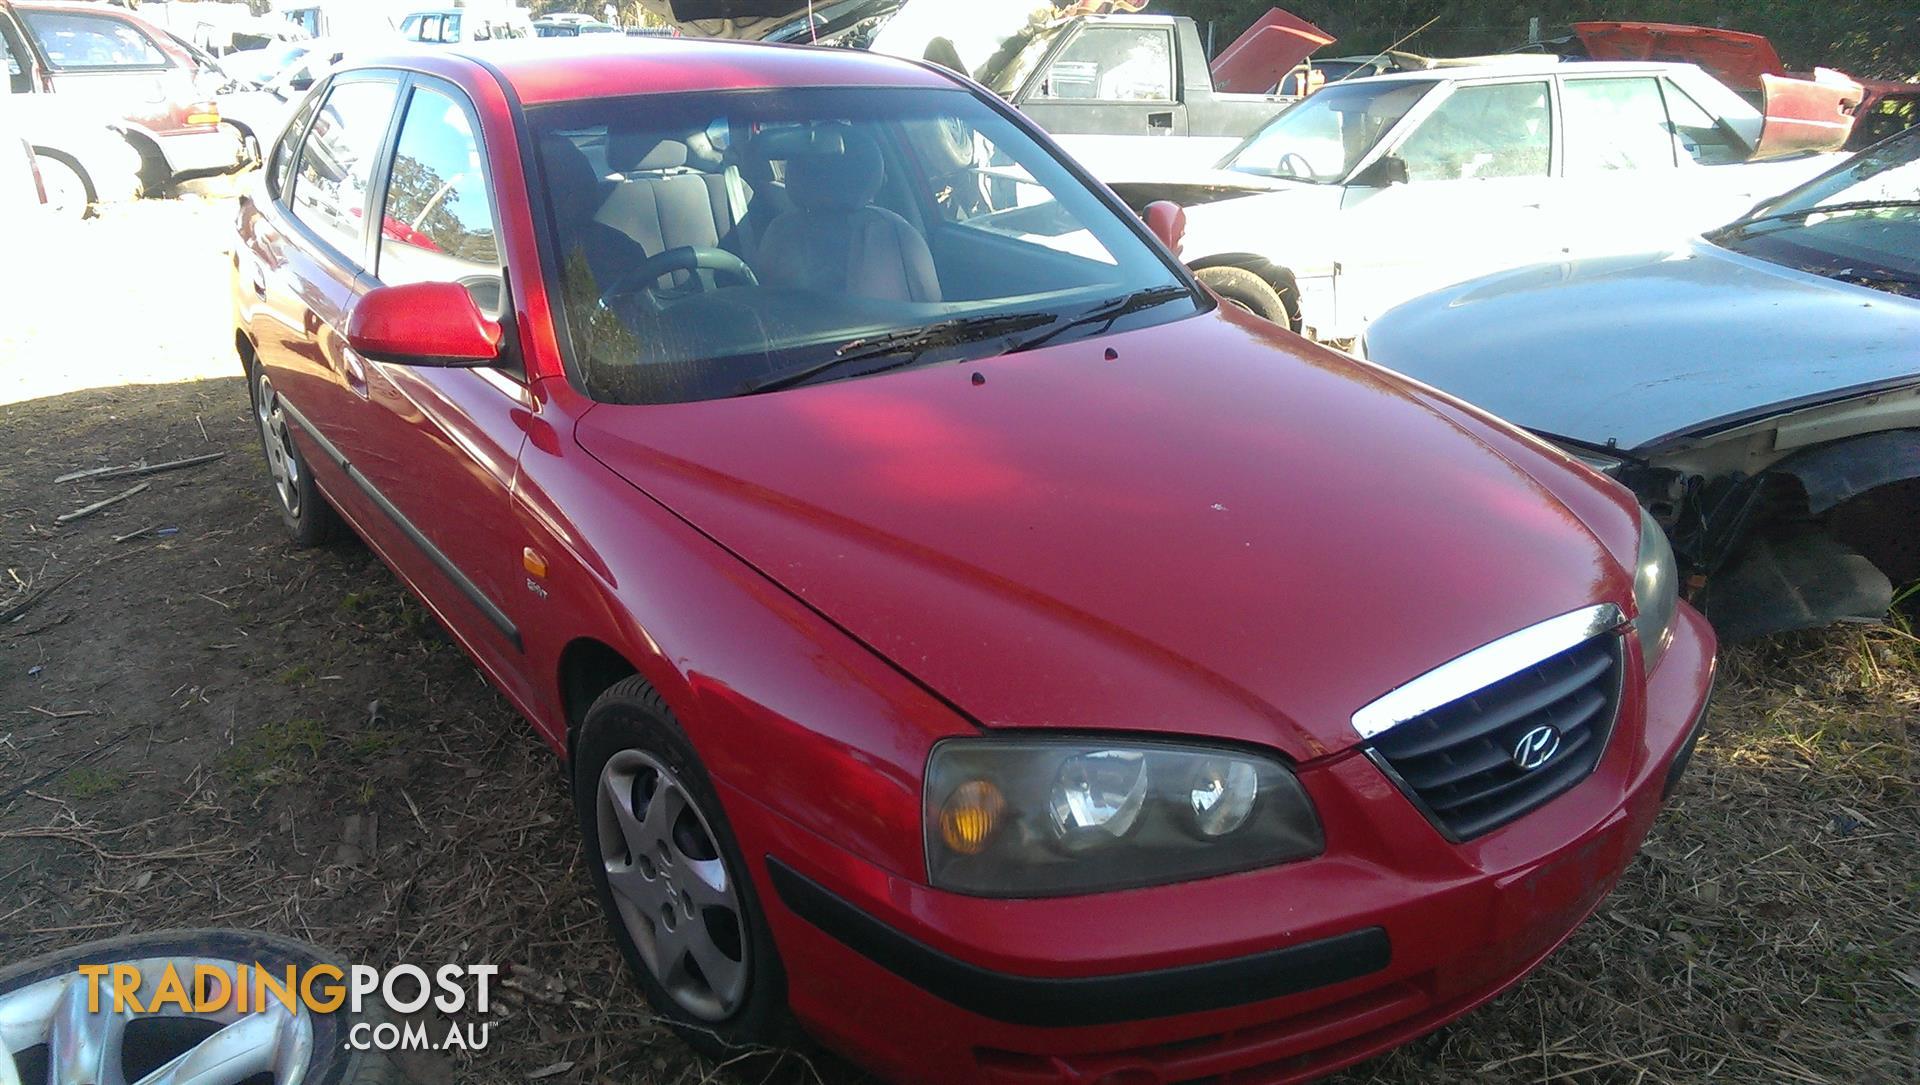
[640,0,1329,177]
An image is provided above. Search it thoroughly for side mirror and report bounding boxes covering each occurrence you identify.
[1352,154,1408,188]
[1143,200,1187,257]
[347,281,502,367]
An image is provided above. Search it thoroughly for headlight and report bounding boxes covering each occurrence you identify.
[925,738,1322,897]
[1633,510,1679,674]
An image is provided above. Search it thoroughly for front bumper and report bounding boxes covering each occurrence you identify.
[732,604,1716,1085]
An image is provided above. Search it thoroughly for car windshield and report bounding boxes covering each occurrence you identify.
[532,86,1194,405]
[1221,79,1435,182]
[1709,130,1920,298]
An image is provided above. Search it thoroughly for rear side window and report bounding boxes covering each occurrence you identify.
[376,85,502,314]
[1395,81,1551,182]
[1562,78,1677,173]
[289,80,400,263]
[19,11,168,69]
[1661,79,1747,166]
[268,90,324,198]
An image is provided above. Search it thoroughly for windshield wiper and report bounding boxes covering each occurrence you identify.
[1714,199,1920,238]
[741,312,1057,396]
[1004,285,1194,354]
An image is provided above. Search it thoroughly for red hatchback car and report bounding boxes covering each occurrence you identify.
[231,37,1718,1085]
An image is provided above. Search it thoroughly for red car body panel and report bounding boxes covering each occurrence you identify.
[576,308,1633,762]
[1208,8,1336,96]
[231,39,1718,1083]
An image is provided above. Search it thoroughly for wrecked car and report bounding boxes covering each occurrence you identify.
[1359,127,1920,641]
[1121,60,1854,340]
[1552,21,1916,152]
[235,35,1718,1085]
[638,1,1325,178]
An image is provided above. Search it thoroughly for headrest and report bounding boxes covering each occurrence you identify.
[778,129,885,213]
[609,133,691,173]
[542,136,606,225]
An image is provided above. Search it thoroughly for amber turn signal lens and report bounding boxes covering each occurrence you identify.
[938,780,1005,855]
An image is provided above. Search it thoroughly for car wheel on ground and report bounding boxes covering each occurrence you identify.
[0,928,413,1085]
[249,362,342,546]
[1195,266,1289,325]
[33,151,92,218]
[572,677,792,1060]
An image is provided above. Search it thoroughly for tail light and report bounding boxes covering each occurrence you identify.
[186,101,222,126]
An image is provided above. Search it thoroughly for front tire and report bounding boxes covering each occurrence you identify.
[249,362,342,547]
[573,677,791,1060]
[1196,266,1290,326]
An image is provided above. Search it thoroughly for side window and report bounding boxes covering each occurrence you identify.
[268,90,324,199]
[18,11,168,69]
[399,15,421,40]
[441,14,461,42]
[1039,27,1173,102]
[1,18,32,93]
[1660,80,1747,166]
[1562,78,1676,173]
[1395,81,1551,182]
[289,80,400,263]
[376,86,503,315]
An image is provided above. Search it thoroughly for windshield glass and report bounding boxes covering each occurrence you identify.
[1710,131,1920,297]
[1222,79,1435,182]
[531,86,1193,404]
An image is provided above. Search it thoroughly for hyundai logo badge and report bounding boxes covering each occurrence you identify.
[1512,725,1561,772]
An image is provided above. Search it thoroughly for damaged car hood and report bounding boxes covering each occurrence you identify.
[576,310,1633,761]
[1362,240,1920,455]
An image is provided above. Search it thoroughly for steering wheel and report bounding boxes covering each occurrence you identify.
[1275,152,1315,179]
[598,246,759,307]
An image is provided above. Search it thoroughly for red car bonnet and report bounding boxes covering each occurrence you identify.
[574,308,1634,762]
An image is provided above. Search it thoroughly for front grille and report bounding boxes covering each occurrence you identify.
[1368,632,1623,840]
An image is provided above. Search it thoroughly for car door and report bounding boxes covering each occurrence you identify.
[247,72,401,471]
[1551,73,1688,257]
[1329,77,1559,335]
[344,75,535,698]
[1018,22,1188,181]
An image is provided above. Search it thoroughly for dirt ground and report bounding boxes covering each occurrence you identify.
[1,192,1916,1085]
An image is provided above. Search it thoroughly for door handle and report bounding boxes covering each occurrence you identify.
[1147,111,1174,130]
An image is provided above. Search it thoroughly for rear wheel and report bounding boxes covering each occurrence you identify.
[573,677,792,1060]
[33,152,92,218]
[250,363,342,547]
[1196,266,1289,326]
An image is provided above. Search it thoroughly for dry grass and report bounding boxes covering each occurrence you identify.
[0,195,1915,1085]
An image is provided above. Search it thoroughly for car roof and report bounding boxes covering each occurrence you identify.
[1353,58,1697,85]
[354,36,955,105]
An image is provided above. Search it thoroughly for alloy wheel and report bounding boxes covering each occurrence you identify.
[596,749,750,1022]
[0,954,316,1085]
[253,371,302,518]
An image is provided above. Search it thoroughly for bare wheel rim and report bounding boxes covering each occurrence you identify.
[37,157,86,217]
[596,749,750,1022]
[253,371,301,517]
[0,955,318,1085]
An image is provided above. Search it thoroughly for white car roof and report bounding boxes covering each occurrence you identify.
[1356,59,1703,85]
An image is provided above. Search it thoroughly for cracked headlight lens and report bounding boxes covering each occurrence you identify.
[1634,510,1679,674]
[926,738,1321,897]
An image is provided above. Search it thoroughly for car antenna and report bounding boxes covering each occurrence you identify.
[1325,13,1443,87]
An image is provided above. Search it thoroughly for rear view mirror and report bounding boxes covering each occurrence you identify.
[347,282,503,367]
[1143,200,1187,256]
[1352,154,1409,188]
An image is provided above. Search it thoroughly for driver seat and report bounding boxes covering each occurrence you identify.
[756,130,942,303]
